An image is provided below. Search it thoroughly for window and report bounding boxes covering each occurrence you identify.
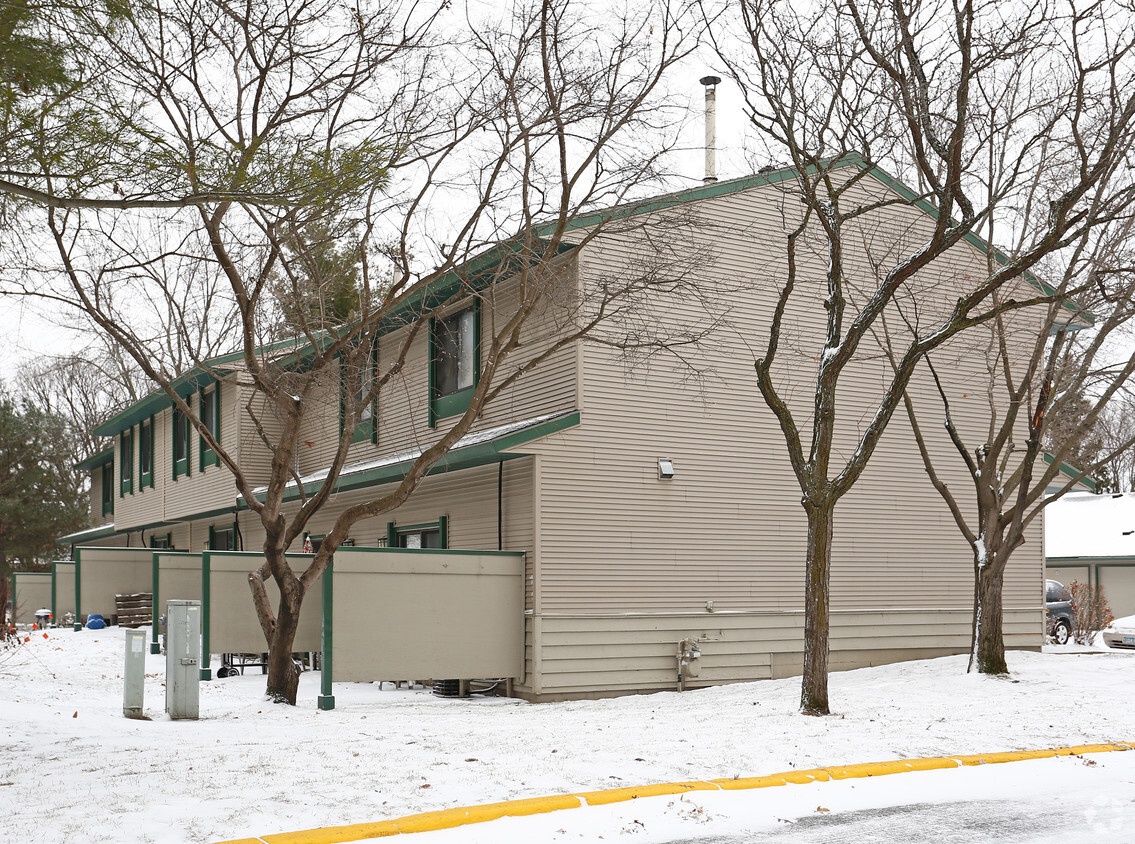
[429,303,479,426]
[150,533,172,549]
[200,386,220,470]
[101,461,114,516]
[172,405,191,479]
[139,417,153,488]
[341,351,377,444]
[392,517,448,549]
[209,524,235,551]
[120,428,134,496]
[397,528,441,549]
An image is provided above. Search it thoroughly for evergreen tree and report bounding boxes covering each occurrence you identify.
[0,388,87,574]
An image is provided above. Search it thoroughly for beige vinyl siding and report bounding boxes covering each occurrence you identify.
[527,608,1040,698]
[296,267,580,478]
[88,466,112,525]
[238,457,534,558]
[515,173,1045,696]
[109,381,274,533]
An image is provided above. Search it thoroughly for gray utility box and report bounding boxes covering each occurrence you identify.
[123,628,147,719]
[165,599,201,720]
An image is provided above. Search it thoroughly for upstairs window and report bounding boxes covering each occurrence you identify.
[429,303,479,426]
[139,417,153,488]
[119,428,133,496]
[341,351,377,444]
[172,405,191,479]
[199,386,220,470]
[101,461,114,516]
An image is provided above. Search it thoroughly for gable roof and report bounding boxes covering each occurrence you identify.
[1044,452,1098,493]
[74,447,114,472]
[88,156,1083,441]
[556,154,1084,323]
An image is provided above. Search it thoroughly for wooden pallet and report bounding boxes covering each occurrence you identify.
[115,593,153,628]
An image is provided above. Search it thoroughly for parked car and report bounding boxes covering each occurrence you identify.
[1045,579,1074,645]
[1102,614,1135,650]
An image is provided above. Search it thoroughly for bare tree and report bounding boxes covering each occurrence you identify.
[1046,390,1135,493]
[2,0,698,703]
[704,0,1135,713]
[889,218,1135,674]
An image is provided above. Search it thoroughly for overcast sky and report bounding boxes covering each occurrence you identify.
[0,43,753,386]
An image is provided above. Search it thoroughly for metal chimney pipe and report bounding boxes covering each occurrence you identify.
[700,75,722,184]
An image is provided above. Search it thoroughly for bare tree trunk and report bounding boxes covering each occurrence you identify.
[971,557,1008,675]
[264,562,305,704]
[801,498,834,715]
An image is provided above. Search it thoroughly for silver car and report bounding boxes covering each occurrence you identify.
[1102,614,1135,651]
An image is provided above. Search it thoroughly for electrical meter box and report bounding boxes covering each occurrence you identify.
[123,628,147,719]
[165,599,201,720]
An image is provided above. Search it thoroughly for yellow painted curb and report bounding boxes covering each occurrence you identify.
[218,741,1135,844]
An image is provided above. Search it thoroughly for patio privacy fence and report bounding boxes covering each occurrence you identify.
[24,545,524,704]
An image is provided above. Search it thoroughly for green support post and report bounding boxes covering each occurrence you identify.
[50,563,57,624]
[317,559,335,711]
[199,552,212,680]
[150,553,161,654]
[73,550,82,630]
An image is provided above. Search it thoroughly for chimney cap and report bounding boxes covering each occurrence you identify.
[699,75,722,87]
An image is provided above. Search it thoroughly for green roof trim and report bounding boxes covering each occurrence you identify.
[74,447,114,472]
[56,523,118,544]
[1043,452,1097,492]
[260,410,581,505]
[93,370,221,438]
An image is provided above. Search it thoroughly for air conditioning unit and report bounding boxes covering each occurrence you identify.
[432,679,467,698]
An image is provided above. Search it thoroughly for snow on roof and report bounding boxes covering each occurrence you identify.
[57,523,117,544]
[1045,492,1135,558]
[252,412,563,496]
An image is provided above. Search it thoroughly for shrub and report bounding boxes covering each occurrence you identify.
[1068,580,1114,645]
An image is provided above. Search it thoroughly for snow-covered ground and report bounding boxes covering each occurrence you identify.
[2,628,1133,843]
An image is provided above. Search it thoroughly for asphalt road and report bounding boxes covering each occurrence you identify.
[659,786,1135,843]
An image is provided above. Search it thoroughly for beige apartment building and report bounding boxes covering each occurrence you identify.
[61,163,1048,701]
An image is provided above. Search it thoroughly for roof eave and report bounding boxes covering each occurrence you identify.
[252,410,581,505]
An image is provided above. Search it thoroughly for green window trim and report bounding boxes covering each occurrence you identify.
[100,461,114,516]
[172,405,191,480]
[150,532,173,549]
[119,428,134,497]
[428,301,480,429]
[339,347,378,445]
[139,416,154,489]
[199,386,220,471]
[391,516,448,550]
[207,522,236,551]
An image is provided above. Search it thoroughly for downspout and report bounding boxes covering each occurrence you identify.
[234,506,244,551]
[498,461,504,551]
